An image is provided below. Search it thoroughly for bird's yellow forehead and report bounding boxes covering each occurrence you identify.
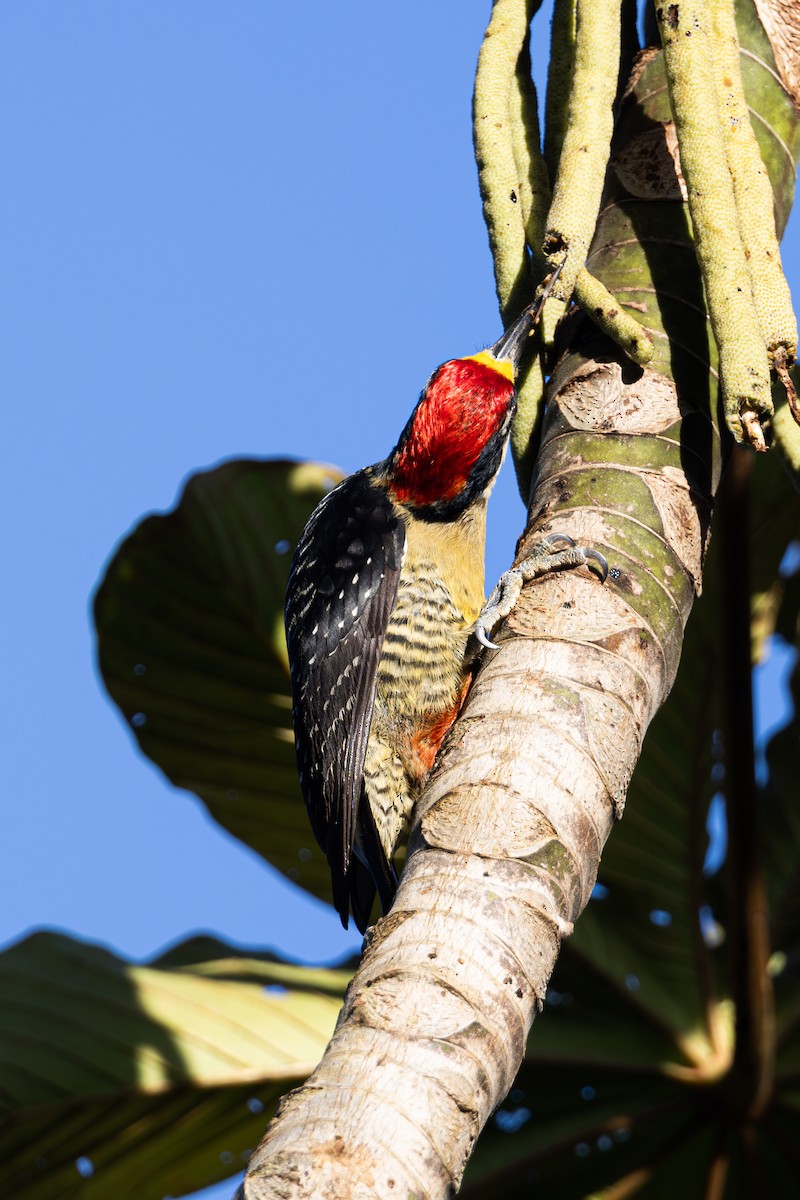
[464,349,515,382]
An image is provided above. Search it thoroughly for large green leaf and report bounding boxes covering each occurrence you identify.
[94,458,342,906]
[0,931,348,1200]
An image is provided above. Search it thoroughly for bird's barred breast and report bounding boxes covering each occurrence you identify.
[378,504,486,707]
[376,561,470,712]
[363,557,474,855]
[369,503,488,784]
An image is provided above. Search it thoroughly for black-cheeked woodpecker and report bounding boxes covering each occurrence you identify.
[285,302,607,932]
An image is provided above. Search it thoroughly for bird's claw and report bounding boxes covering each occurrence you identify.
[475,625,501,651]
[475,533,609,651]
[475,589,505,649]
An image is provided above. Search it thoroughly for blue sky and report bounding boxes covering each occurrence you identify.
[2,6,797,1196]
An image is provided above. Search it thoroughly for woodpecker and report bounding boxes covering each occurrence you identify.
[285,301,607,932]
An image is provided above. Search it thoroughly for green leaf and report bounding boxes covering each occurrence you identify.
[0,930,347,1199]
[94,458,343,906]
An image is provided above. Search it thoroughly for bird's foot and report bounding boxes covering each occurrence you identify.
[475,534,608,650]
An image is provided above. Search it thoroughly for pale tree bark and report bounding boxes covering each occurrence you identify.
[240,3,800,1197]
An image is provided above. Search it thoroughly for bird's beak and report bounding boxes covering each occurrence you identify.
[490,262,564,370]
[489,305,537,369]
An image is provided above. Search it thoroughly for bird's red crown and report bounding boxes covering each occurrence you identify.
[388,354,515,510]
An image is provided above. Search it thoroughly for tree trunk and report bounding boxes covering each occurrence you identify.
[241,4,800,1196]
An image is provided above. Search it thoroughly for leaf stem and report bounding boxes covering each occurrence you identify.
[708,0,797,371]
[542,0,653,363]
[656,2,773,448]
[543,0,622,298]
[473,0,543,321]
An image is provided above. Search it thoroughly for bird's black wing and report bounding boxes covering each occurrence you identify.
[284,468,405,926]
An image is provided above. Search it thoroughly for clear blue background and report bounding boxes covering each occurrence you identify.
[2,5,796,1198]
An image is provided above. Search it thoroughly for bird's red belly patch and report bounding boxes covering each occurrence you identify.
[408,673,472,777]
